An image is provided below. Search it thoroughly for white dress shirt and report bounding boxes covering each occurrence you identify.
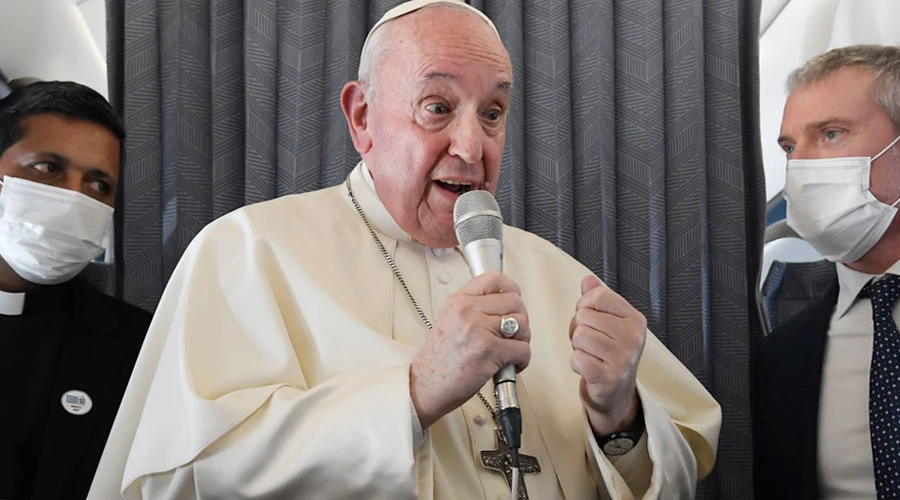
[818,260,900,498]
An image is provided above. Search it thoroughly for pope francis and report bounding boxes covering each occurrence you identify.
[89,1,722,499]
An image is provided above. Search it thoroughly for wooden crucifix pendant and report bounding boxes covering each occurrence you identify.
[480,429,541,500]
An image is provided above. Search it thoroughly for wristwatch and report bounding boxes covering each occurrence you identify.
[598,409,645,457]
[598,429,643,456]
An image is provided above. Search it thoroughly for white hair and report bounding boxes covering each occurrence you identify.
[357,2,498,100]
[356,19,394,99]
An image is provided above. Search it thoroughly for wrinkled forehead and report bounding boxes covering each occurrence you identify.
[361,0,501,57]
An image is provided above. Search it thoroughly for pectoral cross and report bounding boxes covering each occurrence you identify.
[480,429,541,500]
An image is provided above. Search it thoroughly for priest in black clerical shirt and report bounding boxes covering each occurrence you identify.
[0,80,151,500]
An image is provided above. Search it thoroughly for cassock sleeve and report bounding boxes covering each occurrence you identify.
[88,214,423,499]
[584,331,722,499]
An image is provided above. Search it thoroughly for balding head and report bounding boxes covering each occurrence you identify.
[357,0,505,99]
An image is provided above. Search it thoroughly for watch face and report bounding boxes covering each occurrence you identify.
[602,436,636,456]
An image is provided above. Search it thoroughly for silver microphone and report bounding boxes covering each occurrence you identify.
[453,190,522,455]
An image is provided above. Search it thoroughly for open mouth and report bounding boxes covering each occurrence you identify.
[434,180,474,195]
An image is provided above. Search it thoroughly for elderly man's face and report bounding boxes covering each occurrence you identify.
[349,7,512,248]
[779,66,900,204]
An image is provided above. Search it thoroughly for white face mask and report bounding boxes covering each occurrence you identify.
[0,176,114,285]
[784,134,900,263]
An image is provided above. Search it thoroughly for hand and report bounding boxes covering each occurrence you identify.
[569,275,647,436]
[410,271,531,429]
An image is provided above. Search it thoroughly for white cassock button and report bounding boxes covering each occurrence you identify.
[438,273,452,285]
[473,414,488,426]
[431,247,449,257]
[61,389,92,416]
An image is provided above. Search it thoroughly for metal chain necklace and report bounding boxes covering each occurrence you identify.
[345,177,498,417]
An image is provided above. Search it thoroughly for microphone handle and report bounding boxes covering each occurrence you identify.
[460,239,520,412]
[494,367,518,411]
[461,239,503,276]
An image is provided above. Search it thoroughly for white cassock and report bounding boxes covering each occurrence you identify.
[89,163,721,500]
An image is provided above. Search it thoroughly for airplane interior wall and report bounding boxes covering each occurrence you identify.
[0,0,107,97]
[4,0,898,210]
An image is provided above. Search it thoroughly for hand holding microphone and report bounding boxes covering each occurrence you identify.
[409,191,529,438]
[407,190,526,499]
[453,191,524,460]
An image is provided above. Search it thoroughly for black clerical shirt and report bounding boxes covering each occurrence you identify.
[0,281,150,500]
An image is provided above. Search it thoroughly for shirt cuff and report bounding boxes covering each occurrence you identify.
[607,431,652,497]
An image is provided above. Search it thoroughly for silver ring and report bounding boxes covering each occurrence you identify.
[500,316,519,337]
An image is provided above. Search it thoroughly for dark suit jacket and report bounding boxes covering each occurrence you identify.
[752,278,839,500]
[0,280,151,500]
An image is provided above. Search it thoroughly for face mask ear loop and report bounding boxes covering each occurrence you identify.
[873,134,900,162]
[875,135,900,208]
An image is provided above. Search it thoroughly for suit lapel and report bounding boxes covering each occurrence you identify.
[788,279,839,493]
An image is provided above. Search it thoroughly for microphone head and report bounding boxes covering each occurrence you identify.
[454,190,503,246]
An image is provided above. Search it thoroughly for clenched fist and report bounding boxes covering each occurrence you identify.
[569,275,647,436]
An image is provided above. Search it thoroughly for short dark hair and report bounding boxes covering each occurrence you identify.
[0,81,125,158]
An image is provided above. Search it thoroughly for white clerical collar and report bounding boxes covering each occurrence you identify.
[0,289,25,316]
[834,259,900,318]
[343,161,414,242]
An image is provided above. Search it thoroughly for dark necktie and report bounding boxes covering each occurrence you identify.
[863,274,900,499]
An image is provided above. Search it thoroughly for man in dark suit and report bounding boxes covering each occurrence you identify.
[0,80,151,499]
[753,44,900,499]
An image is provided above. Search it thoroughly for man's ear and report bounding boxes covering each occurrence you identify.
[341,81,373,154]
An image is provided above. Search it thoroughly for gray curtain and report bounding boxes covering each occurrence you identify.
[107,0,764,498]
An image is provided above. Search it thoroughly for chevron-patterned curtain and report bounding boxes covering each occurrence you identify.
[107,0,764,498]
